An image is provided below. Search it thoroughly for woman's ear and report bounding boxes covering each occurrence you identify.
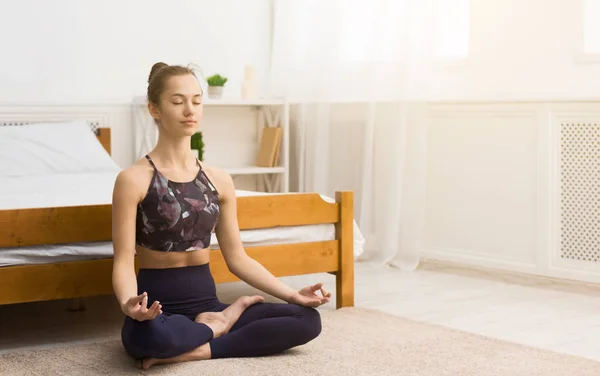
[147,102,161,122]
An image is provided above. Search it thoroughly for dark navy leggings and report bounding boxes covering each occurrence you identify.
[120,264,322,360]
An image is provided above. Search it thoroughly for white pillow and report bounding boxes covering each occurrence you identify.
[0,121,120,177]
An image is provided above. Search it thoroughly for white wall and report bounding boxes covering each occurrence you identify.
[429,0,600,101]
[0,0,272,103]
[0,0,273,170]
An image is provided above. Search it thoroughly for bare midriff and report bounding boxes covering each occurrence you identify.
[135,245,211,269]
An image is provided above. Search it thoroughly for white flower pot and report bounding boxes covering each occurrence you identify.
[207,86,224,99]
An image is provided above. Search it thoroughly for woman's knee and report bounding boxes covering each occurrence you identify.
[122,314,215,359]
[298,306,322,341]
[121,316,179,358]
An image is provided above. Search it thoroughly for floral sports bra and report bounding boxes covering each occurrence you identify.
[135,155,220,252]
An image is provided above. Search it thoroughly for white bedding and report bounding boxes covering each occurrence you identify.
[0,121,364,267]
[0,172,118,209]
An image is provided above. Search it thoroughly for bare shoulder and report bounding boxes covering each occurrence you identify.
[113,159,153,203]
[201,164,234,199]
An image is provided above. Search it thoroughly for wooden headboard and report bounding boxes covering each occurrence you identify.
[96,128,111,155]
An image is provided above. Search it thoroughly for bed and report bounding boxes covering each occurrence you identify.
[0,120,361,309]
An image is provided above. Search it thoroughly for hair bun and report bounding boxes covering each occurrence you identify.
[149,62,169,83]
[146,63,198,105]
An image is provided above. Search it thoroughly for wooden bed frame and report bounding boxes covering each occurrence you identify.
[0,128,354,309]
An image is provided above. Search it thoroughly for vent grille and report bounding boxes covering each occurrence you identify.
[560,121,600,263]
[0,120,101,134]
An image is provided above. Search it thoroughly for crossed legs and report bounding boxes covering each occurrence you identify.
[138,295,264,369]
[130,297,322,370]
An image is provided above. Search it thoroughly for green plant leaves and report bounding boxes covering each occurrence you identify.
[206,74,227,86]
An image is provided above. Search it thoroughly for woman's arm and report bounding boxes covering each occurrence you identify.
[112,170,139,306]
[112,169,161,320]
[212,171,331,307]
[213,173,297,302]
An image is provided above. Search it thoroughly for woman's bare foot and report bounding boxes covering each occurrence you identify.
[234,295,265,310]
[136,358,157,370]
[195,295,264,338]
[136,343,211,370]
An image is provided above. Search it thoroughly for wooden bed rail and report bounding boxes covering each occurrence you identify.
[0,191,354,308]
[0,205,113,248]
[0,193,339,248]
[237,193,339,229]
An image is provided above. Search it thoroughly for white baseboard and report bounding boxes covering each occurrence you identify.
[422,247,538,274]
[422,247,600,284]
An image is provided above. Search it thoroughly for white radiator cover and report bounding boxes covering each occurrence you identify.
[559,120,600,264]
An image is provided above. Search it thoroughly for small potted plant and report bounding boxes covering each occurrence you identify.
[191,131,205,161]
[206,74,227,99]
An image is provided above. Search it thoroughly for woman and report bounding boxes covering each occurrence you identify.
[112,62,330,370]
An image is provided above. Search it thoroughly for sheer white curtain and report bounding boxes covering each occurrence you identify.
[268,0,438,269]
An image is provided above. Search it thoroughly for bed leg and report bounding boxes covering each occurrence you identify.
[67,297,86,311]
[335,191,354,309]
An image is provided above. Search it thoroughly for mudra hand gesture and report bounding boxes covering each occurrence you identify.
[122,292,163,322]
[288,282,332,307]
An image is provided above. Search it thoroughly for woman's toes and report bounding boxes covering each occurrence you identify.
[142,358,156,370]
[238,295,264,308]
[247,296,264,307]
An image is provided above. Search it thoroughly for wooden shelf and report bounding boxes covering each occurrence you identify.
[223,167,285,175]
[132,96,285,106]
[202,98,285,106]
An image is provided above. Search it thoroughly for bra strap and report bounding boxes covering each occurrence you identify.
[145,154,157,169]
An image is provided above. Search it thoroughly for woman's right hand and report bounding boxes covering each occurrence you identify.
[121,292,162,322]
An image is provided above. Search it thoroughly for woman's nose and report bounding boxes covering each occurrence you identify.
[183,102,194,115]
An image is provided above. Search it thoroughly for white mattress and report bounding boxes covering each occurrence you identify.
[0,174,364,267]
[0,172,118,209]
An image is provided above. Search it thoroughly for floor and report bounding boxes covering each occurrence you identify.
[0,260,599,362]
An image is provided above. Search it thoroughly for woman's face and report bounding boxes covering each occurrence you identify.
[149,74,203,137]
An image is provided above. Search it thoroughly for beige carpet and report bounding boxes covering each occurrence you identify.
[1,307,599,376]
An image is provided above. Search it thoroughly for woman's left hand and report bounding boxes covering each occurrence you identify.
[287,282,332,307]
